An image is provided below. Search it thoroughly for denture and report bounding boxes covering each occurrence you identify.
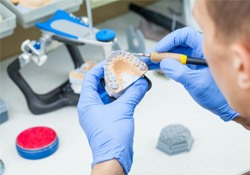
[104,50,148,98]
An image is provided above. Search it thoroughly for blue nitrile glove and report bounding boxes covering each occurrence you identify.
[77,62,148,174]
[151,27,238,121]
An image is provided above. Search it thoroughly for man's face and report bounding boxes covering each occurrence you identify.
[193,0,240,112]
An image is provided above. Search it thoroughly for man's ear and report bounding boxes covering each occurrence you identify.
[232,43,250,89]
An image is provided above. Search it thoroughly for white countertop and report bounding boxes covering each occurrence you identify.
[0,1,250,175]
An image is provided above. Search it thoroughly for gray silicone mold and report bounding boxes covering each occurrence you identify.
[156,124,194,155]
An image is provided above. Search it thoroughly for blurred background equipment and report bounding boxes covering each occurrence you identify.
[0,99,8,124]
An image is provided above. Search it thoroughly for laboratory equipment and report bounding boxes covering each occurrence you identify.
[0,99,8,124]
[129,3,185,32]
[7,1,116,114]
[126,25,145,53]
[1,0,82,28]
[0,3,16,39]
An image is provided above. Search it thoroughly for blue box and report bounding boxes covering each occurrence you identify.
[0,99,8,124]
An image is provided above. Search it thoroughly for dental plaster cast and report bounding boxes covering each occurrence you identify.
[11,0,54,8]
[104,50,148,98]
[69,61,96,94]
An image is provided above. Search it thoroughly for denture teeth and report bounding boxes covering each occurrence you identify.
[106,55,113,62]
[104,61,110,70]
[108,75,116,82]
[120,50,126,57]
[104,65,109,71]
[110,51,119,58]
[125,53,132,60]
[139,62,147,71]
[104,60,109,66]
[133,58,140,66]
[105,71,112,77]
[110,82,119,90]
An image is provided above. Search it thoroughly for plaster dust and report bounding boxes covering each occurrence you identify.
[121,73,140,88]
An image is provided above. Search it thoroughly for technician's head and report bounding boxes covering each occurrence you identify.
[193,0,250,117]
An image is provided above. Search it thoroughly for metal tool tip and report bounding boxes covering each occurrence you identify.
[132,53,150,57]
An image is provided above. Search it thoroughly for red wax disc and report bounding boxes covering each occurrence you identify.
[16,126,57,150]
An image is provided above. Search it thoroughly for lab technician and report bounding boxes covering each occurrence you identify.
[77,0,250,174]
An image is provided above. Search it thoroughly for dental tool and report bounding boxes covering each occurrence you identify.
[132,51,208,66]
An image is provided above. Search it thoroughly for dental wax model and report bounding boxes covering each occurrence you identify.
[11,0,54,9]
[156,124,194,155]
[69,61,96,94]
[104,50,148,98]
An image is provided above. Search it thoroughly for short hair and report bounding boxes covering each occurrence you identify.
[206,0,250,43]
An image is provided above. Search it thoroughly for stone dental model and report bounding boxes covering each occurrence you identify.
[11,0,54,9]
[69,61,96,94]
[104,50,148,98]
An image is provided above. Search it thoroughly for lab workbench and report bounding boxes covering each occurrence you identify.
[0,1,250,175]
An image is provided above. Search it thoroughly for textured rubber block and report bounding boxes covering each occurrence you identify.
[16,126,59,160]
[156,124,194,155]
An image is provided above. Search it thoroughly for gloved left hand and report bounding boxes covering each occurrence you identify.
[77,62,148,175]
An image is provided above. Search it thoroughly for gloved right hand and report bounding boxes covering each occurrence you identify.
[155,27,238,121]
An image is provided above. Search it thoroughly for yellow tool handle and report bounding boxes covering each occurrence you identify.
[150,51,188,64]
